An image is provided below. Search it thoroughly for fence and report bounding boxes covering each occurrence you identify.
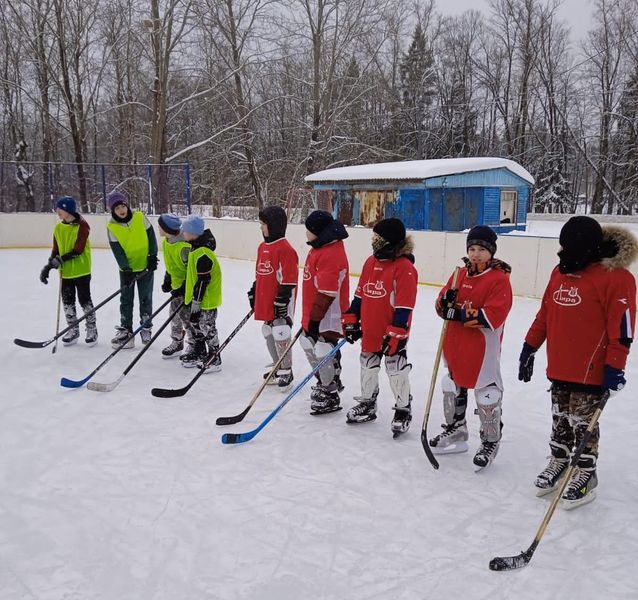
[0,161,192,214]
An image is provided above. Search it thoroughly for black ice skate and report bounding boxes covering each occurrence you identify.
[561,455,598,510]
[428,420,469,454]
[275,369,294,392]
[534,454,569,497]
[111,326,134,349]
[473,440,500,469]
[198,344,222,373]
[85,324,98,346]
[140,327,152,345]
[346,398,377,424]
[62,328,80,346]
[309,385,341,415]
[162,338,184,358]
[181,341,207,368]
[391,403,412,438]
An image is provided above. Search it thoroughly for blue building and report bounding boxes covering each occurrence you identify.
[304,157,535,232]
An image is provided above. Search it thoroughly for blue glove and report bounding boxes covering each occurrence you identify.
[603,365,625,391]
[518,342,536,382]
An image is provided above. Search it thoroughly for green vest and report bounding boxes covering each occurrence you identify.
[162,237,190,289]
[107,211,149,272]
[185,246,222,310]
[54,221,91,279]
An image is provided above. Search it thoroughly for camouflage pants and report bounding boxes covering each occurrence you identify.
[550,385,603,458]
[185,308,219,348]
[169,295,191,341]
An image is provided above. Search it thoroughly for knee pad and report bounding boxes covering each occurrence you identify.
[360,352,381,399]
[261,323,273,339]
[271,320,291,343]
[385,353,412,408]
[314,339,334,359]
[384,352,409,375]
[475,386,503,442]
[442,376,467,425]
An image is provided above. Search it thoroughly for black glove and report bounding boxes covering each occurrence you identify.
[247,282,255,310]
[147,255,158,272]
[40,264,52,284]
[48,255,63,269]
[603,365,626,392]
[441,288,457,308]
[171,283,185,298]
[161,272,172,293]
[518,342,537,382]
[442,306,463,321]
[304,320,320,343]
[273,295,288,319]
[189,301,201,323]
[342,313,362,344]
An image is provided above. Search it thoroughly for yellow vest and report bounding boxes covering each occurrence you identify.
[54,221,91,279]
[107,211,149,272]
[185,246,222,309]
[162,237,190,289]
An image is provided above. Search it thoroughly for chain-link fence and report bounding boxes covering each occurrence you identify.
[0,161,192,214]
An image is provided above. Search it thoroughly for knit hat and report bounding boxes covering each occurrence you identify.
[373,218,406,246]
[466,225,497,256]
[107,191,128,210]
[259,205,287,242]
[305,210,334,236]
[181,214,205,237]
[158,213,182,236]
[56,196,77,215]
[558,216,603,274]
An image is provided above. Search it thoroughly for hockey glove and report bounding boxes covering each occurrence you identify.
[381,325,408,356]
[247,282,256,310]
[48,255,63,269]
[39,264,52,284]
[147,254,158,272]
[189,301,202,323]
[603,365,625,392]
[171,283,185,299]
[304,320,321,343]
[342,312,362,344]
[518,342,536,383]
[161,272,172,293]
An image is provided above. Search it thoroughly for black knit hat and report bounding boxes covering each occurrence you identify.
[373,218,406,246]
[467,225,497,255]
[558,216,603,273]
[259,205,287,242]
[305,210,334,236]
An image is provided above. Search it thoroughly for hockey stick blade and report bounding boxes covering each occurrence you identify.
[489,546,535,571]
[14,337,53,349]
[87,374,125,392]
[60,372,95,388]
[221,430,258,444]
[420,431,440,469]
[216,407,250,426]
[151,384,189,398]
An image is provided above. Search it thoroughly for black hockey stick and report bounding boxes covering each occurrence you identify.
[151,309,253,398]
[14,271,149,349]
[489,391,609,571]
[420,266,461,469]
[60,295,173,388]
[215,327,303,425]
[52,272,62,354]
[87,300,185,392]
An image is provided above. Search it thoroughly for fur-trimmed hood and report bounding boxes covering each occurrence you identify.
[600,225,638,271]
[374,235,415,262]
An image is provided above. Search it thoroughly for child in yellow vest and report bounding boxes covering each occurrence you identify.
[106,192,158,349]
[157,213,192,358]
[39,196,97,345]
[180,215,222,371]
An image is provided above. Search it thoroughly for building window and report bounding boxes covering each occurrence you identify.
[500,190,517,224]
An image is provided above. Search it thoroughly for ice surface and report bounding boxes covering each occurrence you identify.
[1,249,636,599]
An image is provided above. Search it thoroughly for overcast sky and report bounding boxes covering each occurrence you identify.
[437,0,594,42]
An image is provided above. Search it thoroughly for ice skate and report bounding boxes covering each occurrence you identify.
[309,385,341,415]
[140,327,152,345]
[391,402,412,438]
[198,344,222,373]
[346,398,377,424]
[181,341,207,368]
[534,444,570,497]
[428,420,469,454]
[111,326,134,349]
[561,455,598,510]
[62,328,80,346]
[85,324,98,346]
[275,369,294,392]
[162,338,184,358]
[473,439,500,469]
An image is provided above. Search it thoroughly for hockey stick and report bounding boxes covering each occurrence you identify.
[420,266,461,470]
[14,271,148,349]
[87,300,185,392]
[52,272,63,355]
[489,391,610,571]
[60,295,173,388]
[222,338,347,445]
[151,309,254,398]
[216,327,303,425]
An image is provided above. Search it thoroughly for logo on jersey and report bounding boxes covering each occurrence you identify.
[553,284,581,306]
[363,280,387,298]
[303,265,311,281]
[257,260,274,276]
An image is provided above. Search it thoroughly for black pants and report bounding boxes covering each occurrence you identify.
[62,274,92,306]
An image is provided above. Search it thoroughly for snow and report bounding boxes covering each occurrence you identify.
[304,157,535,185]
[1,249,637,599]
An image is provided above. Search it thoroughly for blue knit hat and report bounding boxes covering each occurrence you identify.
[158,213,181,235]
[107,191,128,210]
[56,196,77,215]
[181,215,205,237]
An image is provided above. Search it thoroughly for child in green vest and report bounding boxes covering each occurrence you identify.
[180,215,222,371]
[157,213,192,358]
[39,196,97,345]
[106,191,158,349]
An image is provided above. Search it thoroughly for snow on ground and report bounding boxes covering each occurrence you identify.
[1,249,637,600]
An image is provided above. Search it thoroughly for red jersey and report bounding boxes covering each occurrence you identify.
[356,255,418,353]
[302,240,349,333]
[526,262,636,386]
[254,238,299,321]
[438,265,512,389]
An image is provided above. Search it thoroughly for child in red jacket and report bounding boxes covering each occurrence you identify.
[429,226,513,468]
[520,216,637,508]
[248,206,299,390]
[342,218,418,437]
